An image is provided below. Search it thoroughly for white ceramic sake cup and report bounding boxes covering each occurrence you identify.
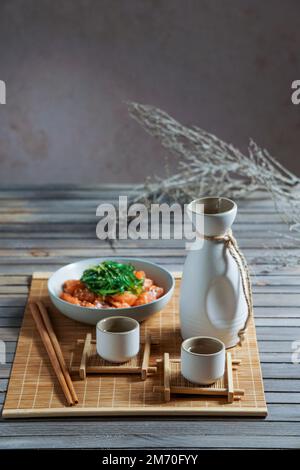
[96,316,140,363]
[181,336,225,385]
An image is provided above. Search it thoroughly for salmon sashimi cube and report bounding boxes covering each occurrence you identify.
[63,280,85,295]
[143,278,153,290]
[135,271,145,280]
[109,291,138,306]
[134,291,156,306]
[150,285,164,299]
[60,292,81,305]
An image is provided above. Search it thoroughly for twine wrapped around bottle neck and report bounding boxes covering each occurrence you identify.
[202,229,253,345]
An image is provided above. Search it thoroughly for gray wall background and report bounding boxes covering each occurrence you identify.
[0,0,299,184]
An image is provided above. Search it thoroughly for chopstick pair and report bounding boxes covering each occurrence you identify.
[29,301,78,406]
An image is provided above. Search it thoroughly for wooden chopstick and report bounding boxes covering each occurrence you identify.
[36,301,78,404]
[29,302,74,406]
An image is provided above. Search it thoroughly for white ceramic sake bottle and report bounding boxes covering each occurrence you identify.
[180,197,248,348]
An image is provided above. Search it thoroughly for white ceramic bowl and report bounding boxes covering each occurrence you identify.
[48,257,175,325]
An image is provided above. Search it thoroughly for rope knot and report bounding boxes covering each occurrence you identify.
[203,229,252,345]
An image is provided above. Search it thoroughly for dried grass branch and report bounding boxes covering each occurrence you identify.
[127,102,300,267]
[128,102,299,204]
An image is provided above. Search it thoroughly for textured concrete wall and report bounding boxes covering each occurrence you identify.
[0,0,299,184]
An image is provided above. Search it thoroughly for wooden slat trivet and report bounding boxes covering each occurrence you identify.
[153,352,244,403]
[71,332,157,380]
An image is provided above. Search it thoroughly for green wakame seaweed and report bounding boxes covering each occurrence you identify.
[80,261,144,297]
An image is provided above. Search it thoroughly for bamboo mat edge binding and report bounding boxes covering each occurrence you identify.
[2,272,267,419]
[2,407,267,418]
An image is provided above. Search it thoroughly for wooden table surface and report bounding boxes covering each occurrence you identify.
[0,185,299,449]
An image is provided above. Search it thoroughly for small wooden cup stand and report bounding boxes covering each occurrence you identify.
[153,352,244,403]
[71,333,244,403]
[71,332,157,381]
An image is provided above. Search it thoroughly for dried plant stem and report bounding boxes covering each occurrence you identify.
[128,102,299,206]
[127,102,300,267]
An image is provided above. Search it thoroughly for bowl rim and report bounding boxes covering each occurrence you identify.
[48,257,175,312]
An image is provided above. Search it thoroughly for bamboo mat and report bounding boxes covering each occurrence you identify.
[2,273,267,418]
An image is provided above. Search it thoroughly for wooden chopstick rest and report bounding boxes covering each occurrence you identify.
[29,302,74,406]
[73,331,157,381]
[37,301,78,404]
[154,352,244,403]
